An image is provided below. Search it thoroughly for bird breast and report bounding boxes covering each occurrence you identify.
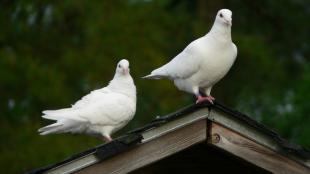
[172,40,236,94]
[196,42,236,87]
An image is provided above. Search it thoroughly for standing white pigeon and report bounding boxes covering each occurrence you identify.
[143,9,237,104]
[38,59,136,142]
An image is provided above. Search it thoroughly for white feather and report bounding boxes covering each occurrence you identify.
[38,59,136,140]
[144,9,237,97]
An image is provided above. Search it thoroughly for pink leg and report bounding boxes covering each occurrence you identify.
[100,135,113,142]
[196,95,215,104]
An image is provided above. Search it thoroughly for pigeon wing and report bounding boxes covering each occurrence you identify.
[150,40,202,79]
[72,87,112,109]
[77,92,135,125]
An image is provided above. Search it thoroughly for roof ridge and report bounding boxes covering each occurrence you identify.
[25,101,310,174]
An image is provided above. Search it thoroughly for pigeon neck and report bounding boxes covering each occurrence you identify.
[209,23,232,42]
[109,75,136,100]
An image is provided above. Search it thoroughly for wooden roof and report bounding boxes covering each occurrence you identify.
[26,102,310,174]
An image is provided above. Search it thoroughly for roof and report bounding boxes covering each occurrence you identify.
[26,101,310,174]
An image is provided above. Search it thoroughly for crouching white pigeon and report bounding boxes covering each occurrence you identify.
[38,59,136,142]
[143,9,237,104]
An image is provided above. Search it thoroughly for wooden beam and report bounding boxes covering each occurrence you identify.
[209,109,279,152]
[208,122,310,174]
[208,109,310,168]
[142,107,209,143]
[75,119,207,174]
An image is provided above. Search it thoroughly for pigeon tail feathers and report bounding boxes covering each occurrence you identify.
[42,109,87,122]
[142,74,164,79]
[38,119,83,135]
[38,122,64,135]
[142,67,168,79]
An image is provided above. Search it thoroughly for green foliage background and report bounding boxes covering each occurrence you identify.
[0,0,309,173]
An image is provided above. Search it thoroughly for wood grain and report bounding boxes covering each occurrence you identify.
[209,122,310,174]
[75,119,207,174]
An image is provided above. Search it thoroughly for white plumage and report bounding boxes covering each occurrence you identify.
[143,9,237,104]
[38,59,136,142]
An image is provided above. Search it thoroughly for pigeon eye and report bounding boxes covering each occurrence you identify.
[219,13,223,18]
[118,64,121,68]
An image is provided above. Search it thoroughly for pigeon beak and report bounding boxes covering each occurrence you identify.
[224,18,232,25]
[122,68,129,75]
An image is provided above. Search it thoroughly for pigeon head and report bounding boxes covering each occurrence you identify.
[215,9,232,26]
[116,59,130,75]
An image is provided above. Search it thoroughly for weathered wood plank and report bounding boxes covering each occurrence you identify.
[208,109,279,152]
[142,107,209,143]
[75,119,207,174]
[209,122,310,174]
[47,155,98,174]
[208,109,310,168]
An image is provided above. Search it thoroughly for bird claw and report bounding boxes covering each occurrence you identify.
[196,95,215,104]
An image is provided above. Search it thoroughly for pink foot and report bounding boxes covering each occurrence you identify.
[208,95,215,100]
[196,95,215,104]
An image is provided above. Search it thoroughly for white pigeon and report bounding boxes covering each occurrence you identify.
[143,9,237,104]
[38,59,136,142]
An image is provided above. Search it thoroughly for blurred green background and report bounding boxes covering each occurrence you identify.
[0,0,309,173]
